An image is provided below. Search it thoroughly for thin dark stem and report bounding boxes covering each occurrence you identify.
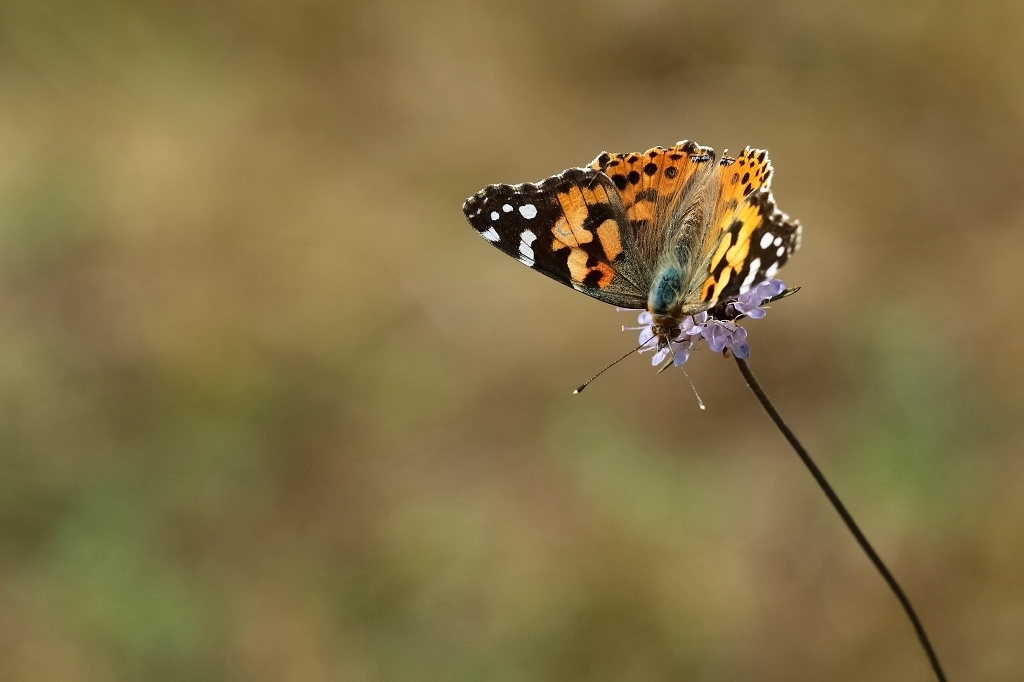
[734,357,947,682]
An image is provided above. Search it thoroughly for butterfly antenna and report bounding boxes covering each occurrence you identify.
[654,349,707,410]
[573,340,649,394]
[682,368,706,410]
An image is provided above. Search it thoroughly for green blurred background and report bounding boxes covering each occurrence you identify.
[2,1,1022,680]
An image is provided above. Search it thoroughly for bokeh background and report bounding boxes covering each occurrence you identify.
[2,1,1022,680]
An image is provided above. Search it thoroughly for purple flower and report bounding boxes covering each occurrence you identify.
[701,320,749,358]
[727,279,787,319]
[650,336,695,367]
[681,311,708,335]
[622,279,787,369]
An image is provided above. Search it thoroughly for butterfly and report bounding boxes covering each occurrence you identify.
[462,140,801,346]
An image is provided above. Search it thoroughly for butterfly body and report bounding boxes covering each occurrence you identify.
[463,140,801,348]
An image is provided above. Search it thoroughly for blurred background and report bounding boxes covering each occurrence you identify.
[2,1,1022,680]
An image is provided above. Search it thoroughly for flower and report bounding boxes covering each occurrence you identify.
[726,279,787,320]
[623,279,787,368]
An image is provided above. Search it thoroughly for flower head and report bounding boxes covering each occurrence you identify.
[624,279,788,368]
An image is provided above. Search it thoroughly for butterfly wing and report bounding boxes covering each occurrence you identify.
[463,167,650,309]
[693,187,802,308]
[588,140,717,260]
[696,146,775,258]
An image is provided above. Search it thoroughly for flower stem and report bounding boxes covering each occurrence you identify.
[734,357,947,682]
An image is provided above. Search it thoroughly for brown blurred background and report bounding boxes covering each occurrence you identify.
[2,1,1022,680]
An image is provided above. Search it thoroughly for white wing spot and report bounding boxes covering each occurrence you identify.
[759,233,774,249]
[502,203,513,212]
[765,262,780,279]
[518,254,535,267]
[519,229,537,261]
[740,257,761,293]
[480,226,500,242]
[490,211,500,221]
[518,204,538,219]
[773,236,782,247]
[776,246,786,257]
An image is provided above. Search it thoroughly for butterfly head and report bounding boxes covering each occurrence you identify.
[650,316,683,349]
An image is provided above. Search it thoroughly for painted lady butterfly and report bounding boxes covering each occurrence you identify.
[463,141,801,347]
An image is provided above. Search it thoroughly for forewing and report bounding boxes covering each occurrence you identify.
[700,146,775,257]
[463,167,649,309]
[696,188,801,306]
[589,140,717,258]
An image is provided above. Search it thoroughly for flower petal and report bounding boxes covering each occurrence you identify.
[672,345,691,366]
